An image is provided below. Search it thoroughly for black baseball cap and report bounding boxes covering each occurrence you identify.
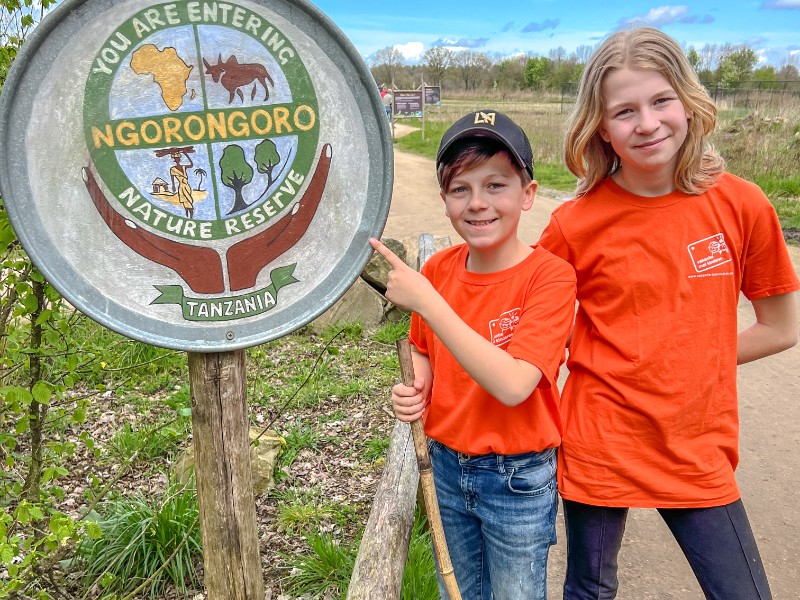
[436,109,534,179]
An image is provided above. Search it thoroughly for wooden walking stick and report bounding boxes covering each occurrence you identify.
[396,338,462,600]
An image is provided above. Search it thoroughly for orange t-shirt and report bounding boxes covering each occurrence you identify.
[538,173,800,508]
[410,244,576,455]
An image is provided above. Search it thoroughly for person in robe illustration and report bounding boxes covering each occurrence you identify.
[169,148,195,218]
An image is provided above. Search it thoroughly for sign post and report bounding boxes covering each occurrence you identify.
[189,349,262,597]
[0,0,392,595]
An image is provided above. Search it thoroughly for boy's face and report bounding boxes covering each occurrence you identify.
[440,151,536,263]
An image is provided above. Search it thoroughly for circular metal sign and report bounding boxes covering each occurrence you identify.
[0,0,392,351]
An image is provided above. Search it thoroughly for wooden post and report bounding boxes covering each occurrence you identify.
[189,350,265,600]
[347,420,419,599]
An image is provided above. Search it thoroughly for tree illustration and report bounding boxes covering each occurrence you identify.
[253,138,284,201]
[219,145,254,214]
[194,167,207,190]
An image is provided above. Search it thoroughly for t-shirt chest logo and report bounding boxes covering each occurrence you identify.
[489,308,521,347]
[687,233,731,273]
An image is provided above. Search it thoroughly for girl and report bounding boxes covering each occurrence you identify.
[537,27,799,599]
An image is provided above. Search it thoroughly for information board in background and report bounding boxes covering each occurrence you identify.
[424,86,441,106]
[393,90,424,117]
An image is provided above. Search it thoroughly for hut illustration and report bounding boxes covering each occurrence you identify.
[152,177,170,194]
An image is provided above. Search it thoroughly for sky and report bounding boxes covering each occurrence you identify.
[309,0,800,68]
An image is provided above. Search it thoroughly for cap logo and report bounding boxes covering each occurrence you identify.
[473,111,496,126]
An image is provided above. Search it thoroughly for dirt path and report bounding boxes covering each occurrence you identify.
[384,142,800,599]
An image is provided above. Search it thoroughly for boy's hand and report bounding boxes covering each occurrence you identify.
[391,377,428,422]
[369,237,436,313]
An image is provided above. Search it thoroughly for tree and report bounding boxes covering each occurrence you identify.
[371,46,404,87]
[716,46,759,87]
[1,4,103,597]
[524,55,550,89]
[494,56,526,91]
[253,138,281,199]
[1,0,57,90]
[752,65,778,90]
[574,44,595,65]
[686,47,701,71]
[776,64,799,82]
[696,43,721,74]
[421,46,452,86]
[452,50,490,90]
[194,167,207,190]
[219,144,254,213]
[549,55,581,90]
[548,46,567,64]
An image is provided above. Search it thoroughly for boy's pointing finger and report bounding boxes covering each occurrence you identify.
[369,237,405,268]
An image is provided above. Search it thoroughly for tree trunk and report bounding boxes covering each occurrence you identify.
[22,280,46,502]
[189,350,264,600]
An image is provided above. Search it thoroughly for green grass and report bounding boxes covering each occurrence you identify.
[78,478,202,597]
[278,506,439,600]
[274,487,358,534]
[713,107,800,206]
[363,434,391,462]
[774,197,800,229]
[402,508,439,600]
[282,530,357,599]
[372,316,411,344]
[279,422,319,469]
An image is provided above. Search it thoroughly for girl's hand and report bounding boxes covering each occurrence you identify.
[369,237,437,314]
[391,377,428,422]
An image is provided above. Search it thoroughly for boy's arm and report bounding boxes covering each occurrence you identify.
[371,238,543,407]
[738,291,799,364]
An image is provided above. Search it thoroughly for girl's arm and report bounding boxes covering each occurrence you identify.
[371,239,543,407]
[738,291,799,364]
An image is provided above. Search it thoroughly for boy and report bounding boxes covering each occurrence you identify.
[369,109,576,600]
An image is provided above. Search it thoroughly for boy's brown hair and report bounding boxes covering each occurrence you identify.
[437,137,532,193]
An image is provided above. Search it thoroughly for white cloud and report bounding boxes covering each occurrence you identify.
[618,5,690,27]
[394,42,425,61]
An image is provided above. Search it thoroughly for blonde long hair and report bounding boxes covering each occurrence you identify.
[565,27,724,196]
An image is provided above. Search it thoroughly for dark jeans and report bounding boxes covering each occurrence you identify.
[562,498,772,600]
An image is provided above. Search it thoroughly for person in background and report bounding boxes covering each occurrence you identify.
[381,86,393,121]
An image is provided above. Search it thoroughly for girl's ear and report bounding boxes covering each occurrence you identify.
[598,126,611,143]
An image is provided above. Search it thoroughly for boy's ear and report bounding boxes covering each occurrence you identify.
[522,180,537,211]
[440,191,449,217]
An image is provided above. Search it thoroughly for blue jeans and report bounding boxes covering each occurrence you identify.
[562,498,772,599]
[429,440,558,600]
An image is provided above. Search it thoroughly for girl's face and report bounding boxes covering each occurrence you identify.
[598,67,690,195]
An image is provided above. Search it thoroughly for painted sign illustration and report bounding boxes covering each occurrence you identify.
[0,0,393,351]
